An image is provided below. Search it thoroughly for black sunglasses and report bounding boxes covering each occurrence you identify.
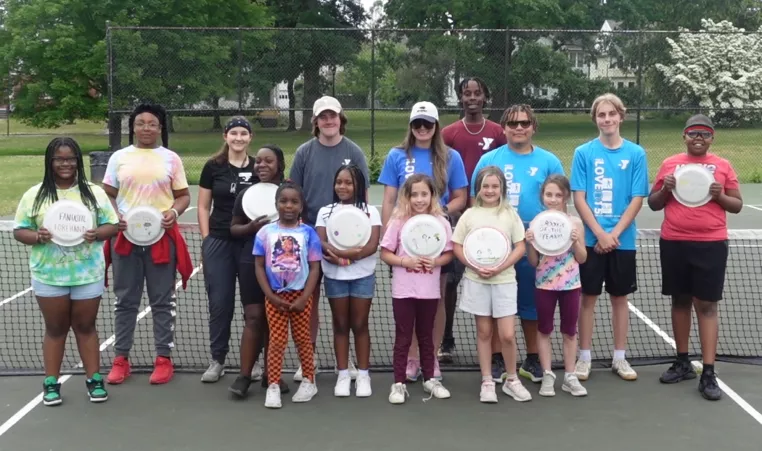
[411,119,435,130]
[686,130,713,139]
[505,120,532,129]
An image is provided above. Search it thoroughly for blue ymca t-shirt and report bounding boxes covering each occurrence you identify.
[570,138,649,251]
[378,146,469,205]
[470,145,565,226]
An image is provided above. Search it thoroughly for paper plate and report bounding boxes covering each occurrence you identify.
[124,206,165,246]
[529,210,574,257]
[400,214,447,258]
[242,183,279,222]
[326,206,372,250]
[673,164,714,208]
[463,227,511,269]
[42,199,94,247]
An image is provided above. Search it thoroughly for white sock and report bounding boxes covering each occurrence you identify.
[613,350,626,361]
[482,375,492,382]
[505,373,518,381]
[579,350,591,362]
[338,369,349,378]
[358,369,369,377]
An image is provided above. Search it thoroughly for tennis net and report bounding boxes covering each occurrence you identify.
[1,221,761,375]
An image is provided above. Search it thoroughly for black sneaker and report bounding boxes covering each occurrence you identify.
[659,360,697,384]
[699,370,722,401]
[491,355,506,382]
[519,356,543,383]
[42,376,62,406]
[86,373,109,403]
[438,339,455,364]
[229,375,252,398]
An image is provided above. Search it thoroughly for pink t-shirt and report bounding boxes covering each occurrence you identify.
[652,153,739,241]
[441,119,506,186]
[380,215,453,300]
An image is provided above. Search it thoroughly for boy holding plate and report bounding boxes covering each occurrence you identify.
[647,114,742,401]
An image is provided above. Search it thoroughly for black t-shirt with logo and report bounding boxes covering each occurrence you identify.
[199,157,258,239]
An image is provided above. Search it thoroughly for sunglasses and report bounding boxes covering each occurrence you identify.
[505,120,532,129]
[411,119,435,130]
[686,130,713,139]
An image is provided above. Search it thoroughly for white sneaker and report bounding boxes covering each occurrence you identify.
[293,365,303,382]
[612,358,638,381]
[539,371,556,397]
[334,374,352,397]
[292,380,318,403]
[348,360,359,380]
[423,379,451,401]
[250,361,263,381]
[355,373,372,398]
[389,382,408,404]
[265,383,282,409]
[574,359,592,381]
[480,380,498,403]
[201,360,225,383]
[562,374,588,397]
[502,377,532,402]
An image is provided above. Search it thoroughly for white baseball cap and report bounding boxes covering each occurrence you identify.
[409,101,439,123]
[313,96,342,116]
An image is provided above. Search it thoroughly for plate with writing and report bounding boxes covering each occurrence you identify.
[400,214,447,258]
[673,164,714,208]
[42,199,94,247]
[327,206,372,250]
[124,206,165,246]
[529,210,573,256]
[463,227,511,269]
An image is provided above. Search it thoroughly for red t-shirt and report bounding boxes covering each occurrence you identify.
[441,119,506,186]
[652,152,740,241]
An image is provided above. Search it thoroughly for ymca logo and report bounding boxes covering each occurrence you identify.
[481,137,494,150]
[343,159,351,166]
[619,160,630,170]
[238,172,253,182]
[528,167,538,176]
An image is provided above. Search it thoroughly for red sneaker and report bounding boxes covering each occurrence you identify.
[107,356,131,385]
[149,356,174,385]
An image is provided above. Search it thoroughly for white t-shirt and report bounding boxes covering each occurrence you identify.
[315,203,382,280]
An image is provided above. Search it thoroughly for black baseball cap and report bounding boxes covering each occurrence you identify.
[684,114,714,131]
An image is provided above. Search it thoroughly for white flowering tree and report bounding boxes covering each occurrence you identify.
[656,19,762,127]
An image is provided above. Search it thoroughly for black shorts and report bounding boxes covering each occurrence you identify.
[660,239,728,302]
[579,248,637,297]
[239,259,265,306]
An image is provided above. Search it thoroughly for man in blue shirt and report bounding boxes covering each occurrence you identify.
[570,94,649,382]
[471,104,565,385]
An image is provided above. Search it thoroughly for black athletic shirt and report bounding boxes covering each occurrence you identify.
[199,157,258,239]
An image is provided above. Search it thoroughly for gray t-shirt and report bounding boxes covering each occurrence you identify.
[289,137,370,226]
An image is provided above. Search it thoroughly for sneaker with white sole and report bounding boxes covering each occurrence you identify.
[574,359,591,381]
[334,373,352,397]
[294,353,319,382]
[480,380,498,403]
[251,361,263,381]
[201,360,225,383]
[423,379,451,401]
[355,373,372,398]
[334,360,360,380]
[405,358,421,382]
[265,383,282,409]
[433,359,443,380]
[292,380,318,403]
[389,382,408,404]
[502,377,532,402]
[612,358,637,380]
[562,374,588,397]
[539,371,556,397]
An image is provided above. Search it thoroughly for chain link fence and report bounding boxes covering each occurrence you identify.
[103,26,762,183]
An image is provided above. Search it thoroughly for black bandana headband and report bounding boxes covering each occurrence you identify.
[224,117,252,134]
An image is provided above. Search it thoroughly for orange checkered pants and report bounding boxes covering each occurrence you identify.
[265,290,314,385]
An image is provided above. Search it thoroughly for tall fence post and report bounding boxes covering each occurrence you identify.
[504,29,511,108]
[370,28,376,160]
[237,27,243,113]
[106,21,122,152]
[635,31,645,145]
[6,67,10,136]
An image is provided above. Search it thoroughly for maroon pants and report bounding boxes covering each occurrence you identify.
[392,297,439,384]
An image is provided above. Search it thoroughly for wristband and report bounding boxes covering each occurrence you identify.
[170,208,180,219]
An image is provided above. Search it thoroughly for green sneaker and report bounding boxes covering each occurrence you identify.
[86,373,108,403]
[43,376,62,406]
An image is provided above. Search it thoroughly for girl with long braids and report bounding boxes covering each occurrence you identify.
[103,103,193,386]
[13,137,119,406]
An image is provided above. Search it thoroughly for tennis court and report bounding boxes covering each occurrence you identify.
[1,184,762,449]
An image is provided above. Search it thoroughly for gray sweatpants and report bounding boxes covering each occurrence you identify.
[112,240,177,358]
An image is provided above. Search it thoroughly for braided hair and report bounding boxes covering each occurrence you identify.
[324,163,368,220]
[128,103,169,148]
[32,137,99,216]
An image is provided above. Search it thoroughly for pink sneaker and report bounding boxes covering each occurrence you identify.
[405,358,421,382]
[433,359,443,381]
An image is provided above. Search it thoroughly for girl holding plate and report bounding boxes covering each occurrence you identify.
[13,137,119,406]
[648,114,742,401]
[316,164,381,398]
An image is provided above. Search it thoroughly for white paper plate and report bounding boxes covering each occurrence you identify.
[673,164,714,208]
[400,214,447,258]
[242,183,279,222]
[42,199,94,247]
[326,206,372,250]
[124,206,165,246]
[463,227,511,269]
[529,210,574,256]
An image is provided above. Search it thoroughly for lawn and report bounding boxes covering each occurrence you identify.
[1,111,761,217]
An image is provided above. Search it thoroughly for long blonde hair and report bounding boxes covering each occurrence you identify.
[473,166,520,220]
[391,174,445,220]
[398,122,449,196]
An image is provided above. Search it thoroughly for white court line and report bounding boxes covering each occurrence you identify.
[627,301,762,426]
[0,288,32,307]
[744,204,762,212]
[0,265,203,438]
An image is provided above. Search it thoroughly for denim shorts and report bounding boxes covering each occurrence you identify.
[31,279,105,300]
[323,274,376,299]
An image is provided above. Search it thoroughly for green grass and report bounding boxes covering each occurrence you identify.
[1,112,761,217]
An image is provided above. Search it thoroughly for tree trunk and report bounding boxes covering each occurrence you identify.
[300,63,321,131]
[287,79,296,131]
[212,96,222,130]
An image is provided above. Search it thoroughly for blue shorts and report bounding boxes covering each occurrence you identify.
[31,279,105,300]
[323,274,376,299]
[515,257,537,320]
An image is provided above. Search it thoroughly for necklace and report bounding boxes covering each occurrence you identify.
[461,117,486,136]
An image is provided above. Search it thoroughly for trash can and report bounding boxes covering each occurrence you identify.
[89,150,114,184]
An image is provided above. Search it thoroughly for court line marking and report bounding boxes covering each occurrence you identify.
[0,288,32,307]
[744,204,762,212]
[0,265,203,438]
[627,302,762,426]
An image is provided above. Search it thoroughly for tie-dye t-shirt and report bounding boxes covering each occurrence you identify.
[103,145,189,215]
[253,222,323,293]
[14,183,119,286]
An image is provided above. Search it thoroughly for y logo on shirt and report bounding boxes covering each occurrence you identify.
[528,167,538,176]
[676,163,717,174]
[619,160,630,170]
[481,138,494,150]
[593,158,613,216]
[343,159,351,166]
[503,164,521,207]
[404,158,416,179]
